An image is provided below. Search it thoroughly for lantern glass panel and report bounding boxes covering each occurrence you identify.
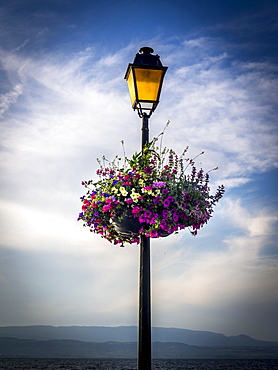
[126,69,136,106]
[140,102,153,110]
[134,68,164,102]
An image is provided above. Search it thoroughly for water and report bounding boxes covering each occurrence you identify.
[0,359,277,370]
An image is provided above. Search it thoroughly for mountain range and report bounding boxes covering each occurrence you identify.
[0,326,277,359]
[0,325,277,347]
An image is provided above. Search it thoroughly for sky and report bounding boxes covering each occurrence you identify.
[0,0,277,342]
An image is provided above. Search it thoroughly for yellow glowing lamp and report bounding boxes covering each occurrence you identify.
[124,47,168,117]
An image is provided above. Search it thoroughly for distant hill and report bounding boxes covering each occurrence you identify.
[1,337,278,359]
[0,326,277,347]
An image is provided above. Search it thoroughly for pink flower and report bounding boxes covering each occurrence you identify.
[103,204,112,212]
[82,200,91,210]
[131,206,143,214]
[125,198,133,204]
[143,186,152,191]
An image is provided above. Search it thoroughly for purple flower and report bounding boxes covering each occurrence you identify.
[77,212,83,221]
[101,192,111,197]
[125,198,133,204]
[192,224,201,230]
[139,215,145,223]
[152,181,166,187]
[144,166,153,174]
[161,188,169,195]
[173,214,179,222]
[159,221,168,230]
[163,196,174,207]
[150,214,158,224]
[150,229,158,237]
[153,196,161,203]
[163,199,171,207]
[144,210,152,218]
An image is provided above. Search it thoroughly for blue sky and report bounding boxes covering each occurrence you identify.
[0,0,277,342]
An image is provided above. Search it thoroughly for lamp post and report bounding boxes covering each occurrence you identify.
[125,47,167,370]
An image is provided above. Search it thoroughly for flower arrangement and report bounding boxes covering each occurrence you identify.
[78,131,225,246]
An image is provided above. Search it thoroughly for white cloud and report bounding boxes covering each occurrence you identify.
[0,83,23,117]
[219,197,278,238]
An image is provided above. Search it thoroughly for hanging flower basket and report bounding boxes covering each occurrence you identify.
[112,214,142,236]
[78,136,225,246]
[112,213,174,238]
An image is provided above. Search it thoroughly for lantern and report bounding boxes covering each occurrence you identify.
[124,47,168,117]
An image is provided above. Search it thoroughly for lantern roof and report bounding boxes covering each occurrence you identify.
[132,47,164,67]
[124,47,165,81]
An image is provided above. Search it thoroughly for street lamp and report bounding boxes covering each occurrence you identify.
[125,47,168,370]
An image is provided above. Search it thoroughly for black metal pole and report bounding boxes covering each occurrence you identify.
[141,113,149,149]
[138,113,152,370]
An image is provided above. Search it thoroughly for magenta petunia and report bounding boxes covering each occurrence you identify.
[103,204,112,212]
[125,198,133,204]
[153,196,161,203]
[149,230,158,237]
[144,166,153,174]
[131,207,140,214]
[173,214,179,222]
[163,196,174,207]
[143,186,152,191]
[163,199,171,207]
[152,181,166,187]
[144,210,152,218]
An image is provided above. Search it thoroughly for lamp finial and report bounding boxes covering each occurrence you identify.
[139,47,154,55]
